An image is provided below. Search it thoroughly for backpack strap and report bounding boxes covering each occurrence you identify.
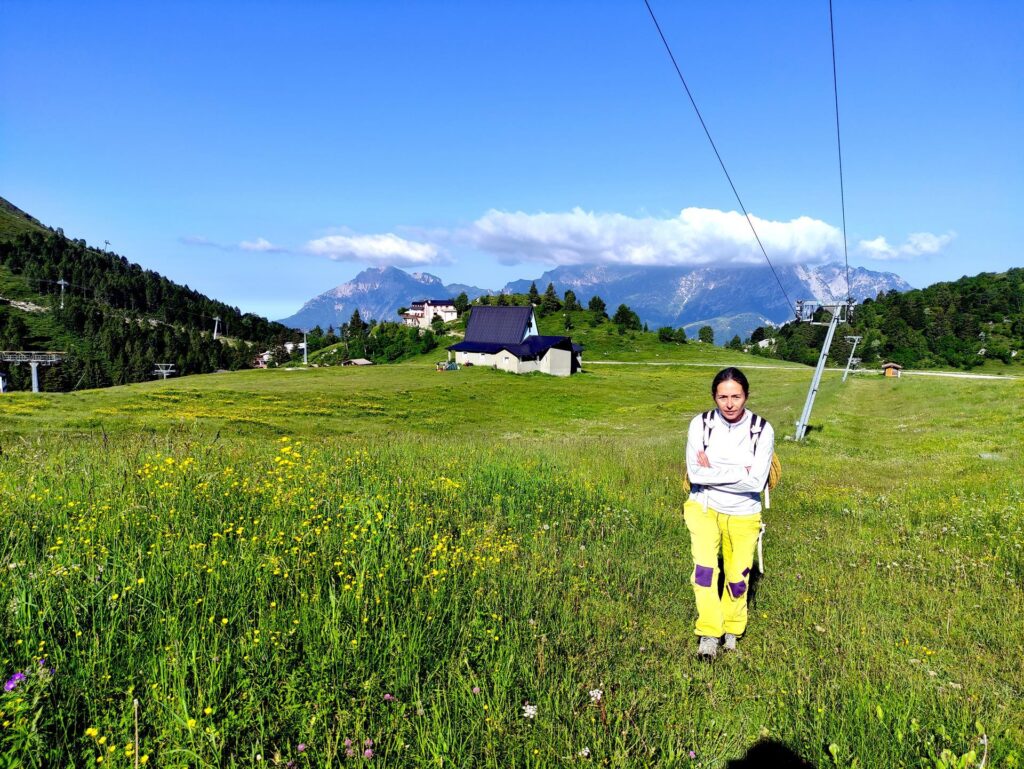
[748,411,765,453]
[701,410,715,450]
[748,411,771,500]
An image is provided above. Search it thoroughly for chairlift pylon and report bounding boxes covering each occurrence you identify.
[793,300,855,441]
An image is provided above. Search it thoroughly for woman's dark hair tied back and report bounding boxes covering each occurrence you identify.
[712,367,749,397]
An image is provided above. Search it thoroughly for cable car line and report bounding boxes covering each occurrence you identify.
[642,0,797,318]
[829,0,853,304]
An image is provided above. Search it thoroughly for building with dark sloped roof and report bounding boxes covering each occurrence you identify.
[446,305,582,376]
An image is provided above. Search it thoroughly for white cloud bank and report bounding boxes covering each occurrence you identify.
[857,231,956,261]
[305,233,444,267]
[462,207,844,267]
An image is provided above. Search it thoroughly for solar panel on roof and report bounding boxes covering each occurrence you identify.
[463,306,533,345]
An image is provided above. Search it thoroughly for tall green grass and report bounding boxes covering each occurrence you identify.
[0,365,1021,766]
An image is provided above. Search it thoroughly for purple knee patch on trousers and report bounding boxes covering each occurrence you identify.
[694,565,714,588]
[728,580,747,598]
[742,567,751,577]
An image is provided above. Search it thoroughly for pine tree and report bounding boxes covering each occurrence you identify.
[541,283,562,315]
[612,304,641,331]
[528,282,540,304]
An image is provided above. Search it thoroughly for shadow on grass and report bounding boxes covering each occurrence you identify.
[747,566,764,608]
[715,562,764,607]
[724,739,816,768]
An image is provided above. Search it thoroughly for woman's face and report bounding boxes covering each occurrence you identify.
[714,379,748,423]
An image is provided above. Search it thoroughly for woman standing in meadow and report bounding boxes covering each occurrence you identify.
[684,367,774,659]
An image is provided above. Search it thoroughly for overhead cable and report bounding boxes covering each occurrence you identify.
[829,0,852,304]
[642,0,797,317]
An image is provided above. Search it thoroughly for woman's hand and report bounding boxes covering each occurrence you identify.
[697,450,711,468]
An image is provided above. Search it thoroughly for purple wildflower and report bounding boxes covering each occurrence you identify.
[472,686,480,695]
[689,750,696,759]
[344,739,352,748]
[363,748,373,759]
[297,743,306,753]
[383,693,394,702]
[4,672,26,692]
[364,739,373,748]
[345,748,355,758]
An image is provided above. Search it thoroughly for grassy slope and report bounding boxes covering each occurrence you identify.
[0,362,1021,766]
[0,202,66,350]
[0,196,49,241]
[301,308,805,368]
[0,264,74,351]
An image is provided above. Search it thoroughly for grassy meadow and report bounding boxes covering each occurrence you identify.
[0,355,1021,767]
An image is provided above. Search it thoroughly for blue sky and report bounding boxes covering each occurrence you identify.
[2,1,1021,320]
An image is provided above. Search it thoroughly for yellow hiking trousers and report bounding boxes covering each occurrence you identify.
[683,499,762,638]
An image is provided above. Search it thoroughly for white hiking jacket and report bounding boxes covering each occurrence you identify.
[685,408,775,516]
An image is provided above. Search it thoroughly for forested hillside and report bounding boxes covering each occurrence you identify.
[0,199,298,391]
[750,269,1024,369]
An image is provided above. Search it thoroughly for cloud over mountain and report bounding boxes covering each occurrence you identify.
[305,233,444,267]
[462,207,844,267]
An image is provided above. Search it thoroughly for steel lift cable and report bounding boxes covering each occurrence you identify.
[642,0,797,318]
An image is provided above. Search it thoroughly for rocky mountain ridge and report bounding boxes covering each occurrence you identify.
[280,262,911,342]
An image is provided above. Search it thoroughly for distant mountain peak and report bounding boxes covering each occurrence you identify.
[279,261,911,340]
[278,267,488,330]
[409,271,444,285]
[504,261,910,342]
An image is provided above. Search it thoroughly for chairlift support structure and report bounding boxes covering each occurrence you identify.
[153,363,176,380]
[0,351,66,392]
[841,335,862,382]
[793,301,853,441]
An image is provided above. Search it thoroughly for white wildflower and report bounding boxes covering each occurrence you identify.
[522,702,538,719]
[578,747,591,758]
[589,688,603,704]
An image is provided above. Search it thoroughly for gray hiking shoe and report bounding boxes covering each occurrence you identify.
[723,633,738,651]
[698,636,719,659]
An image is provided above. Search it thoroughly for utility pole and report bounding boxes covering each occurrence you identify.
[213,316,221,340]
[303,331,308,365]
[57,278,68,310]
[842,335,863,383]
